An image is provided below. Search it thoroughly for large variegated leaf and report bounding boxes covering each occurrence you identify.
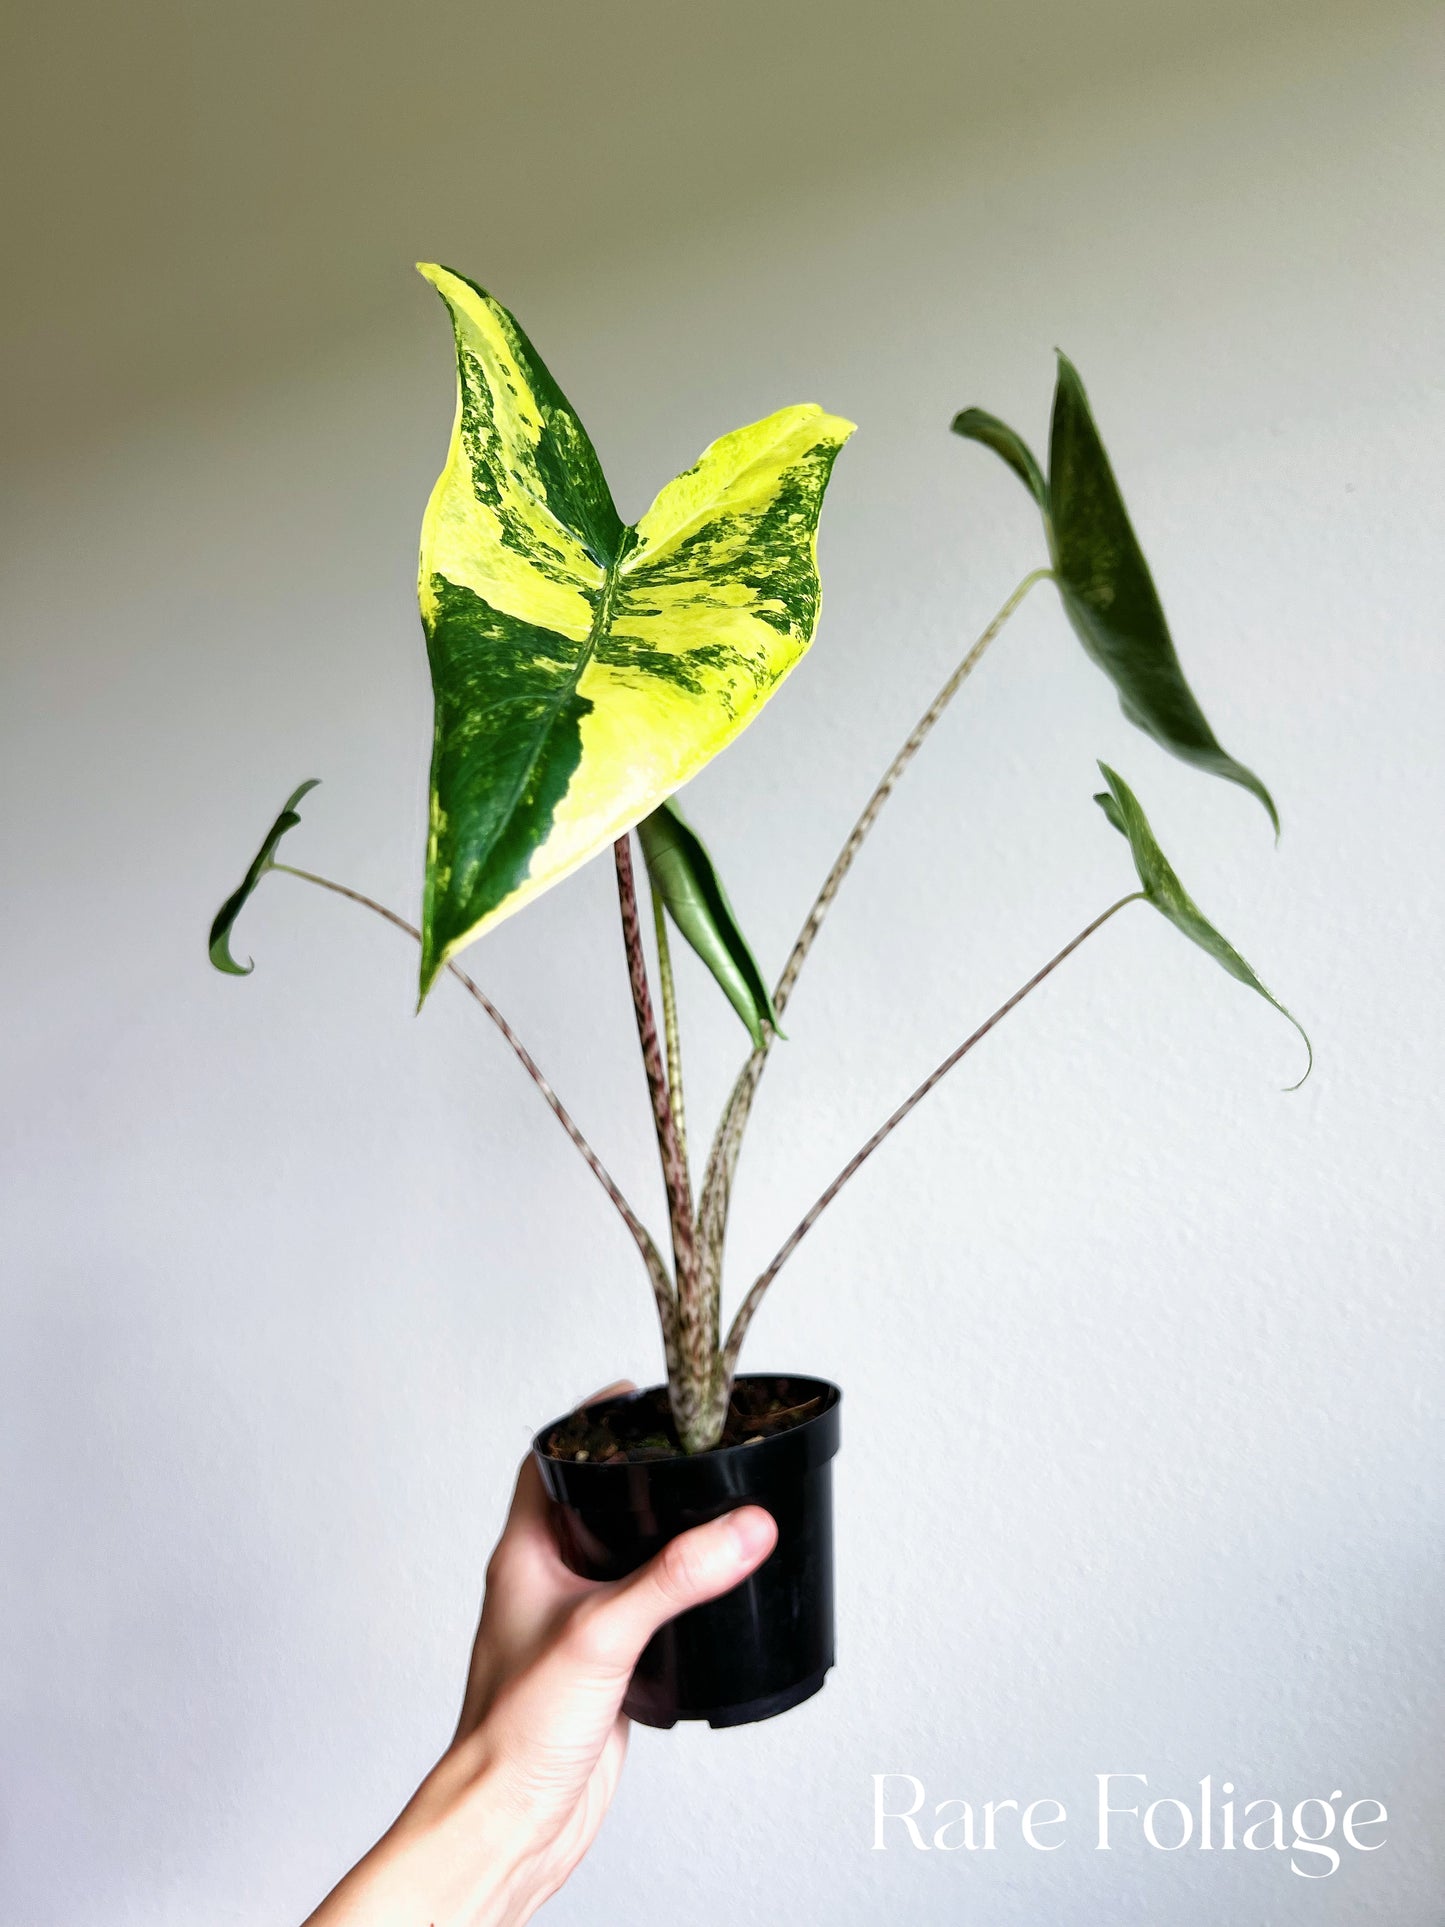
[638,801,781,1049]
[415,264,854,1001]
[1095,763,1310,1086]
[209,780,319,974]
[952,357,1278,833]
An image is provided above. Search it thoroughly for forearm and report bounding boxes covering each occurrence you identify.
[303,1746,541,1927]
[298,1442,772,1927]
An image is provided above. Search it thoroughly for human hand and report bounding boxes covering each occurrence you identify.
[303,1383,777,1926]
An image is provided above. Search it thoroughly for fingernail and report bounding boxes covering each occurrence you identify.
[725,1506,776,1563]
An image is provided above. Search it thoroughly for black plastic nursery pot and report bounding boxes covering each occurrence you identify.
[533,1375,841,1729]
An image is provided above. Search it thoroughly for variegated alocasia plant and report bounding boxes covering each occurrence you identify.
[210,269,1308,1453]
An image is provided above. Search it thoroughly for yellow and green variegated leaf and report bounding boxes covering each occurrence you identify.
[415,264,855,1001]
[1095,763,1311,1087]
[208,779,319,974]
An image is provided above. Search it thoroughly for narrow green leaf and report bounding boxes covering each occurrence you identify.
[949,407,1047,507]
[1049,354,1278,833]
[415,264,854,1002]
[637,801,781,1050]
[1095,764,1310,1086]
[209,780,320,975]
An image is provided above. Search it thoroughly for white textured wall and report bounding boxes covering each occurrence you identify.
[3,6,1442,1921]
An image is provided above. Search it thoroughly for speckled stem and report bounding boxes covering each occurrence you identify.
[719,893,1141,1383]
[274,863,679,1378]
[696,569,1053,1349]
[650,879,688,1170]
[614,837,714,1446]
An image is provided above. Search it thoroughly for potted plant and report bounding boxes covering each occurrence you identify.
[210,263,1308,1729]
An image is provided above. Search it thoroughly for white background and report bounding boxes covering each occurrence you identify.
[3,2,1442,1920]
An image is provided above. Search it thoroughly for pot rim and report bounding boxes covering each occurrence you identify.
[531,1373,841,1503]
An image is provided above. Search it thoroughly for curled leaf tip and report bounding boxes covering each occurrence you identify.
[1281,1026,1314,1092]
[208,779,320,978]
[1247,773,1282,841]
[950,406,1047,508]
[210,944,254,977]
[1093,786,1125,835]
[1093,763,1308,1090]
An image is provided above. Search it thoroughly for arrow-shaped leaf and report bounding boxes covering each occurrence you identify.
[209,780,320,974]
[637,800,781,1050]
[416,264,855,1003]
[1050,357,1277,832]
[1095,763,1309,1086]
[951,358,1278,833]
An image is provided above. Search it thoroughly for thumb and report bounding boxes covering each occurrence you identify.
[580,1506,778,1678]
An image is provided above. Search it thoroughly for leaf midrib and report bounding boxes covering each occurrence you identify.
[480,407,817,859]
[473,536,632,892]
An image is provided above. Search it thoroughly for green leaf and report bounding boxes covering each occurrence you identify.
[209,780,320,975]
[415,263,855,1003]
[953,359,1278,834]
[637,800,782,1050]
[1049,355,1278,833]
[949,407,1047,507]
[1095,764,1310,1086]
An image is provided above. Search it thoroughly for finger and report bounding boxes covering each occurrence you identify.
[572,1506,778,1678]
[483,1511,777,1765]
